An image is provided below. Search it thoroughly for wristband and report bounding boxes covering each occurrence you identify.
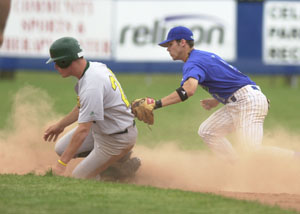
[58,159,67,166]
[154,100,162,109]
[176,87,188,101]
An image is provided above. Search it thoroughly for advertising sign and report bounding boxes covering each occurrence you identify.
[114,0,237,61]
[263,1,300,65]
[0,0,112,59]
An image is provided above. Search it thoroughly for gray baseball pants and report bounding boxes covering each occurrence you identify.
[55,123,137,179]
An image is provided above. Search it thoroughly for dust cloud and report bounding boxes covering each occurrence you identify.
[1,86,300,196]
[0,86,63,174]
[133,142,300,194]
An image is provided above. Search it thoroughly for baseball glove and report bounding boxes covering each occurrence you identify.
[131,97,156,125]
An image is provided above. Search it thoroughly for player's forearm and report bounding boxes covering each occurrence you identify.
[58,106,79,128]
[59,133,86,163]
[160,77,198,108]
[160,91,182,107]
[59,122,91,163]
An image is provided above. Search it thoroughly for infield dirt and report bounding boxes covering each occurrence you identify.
[1,86,300,212]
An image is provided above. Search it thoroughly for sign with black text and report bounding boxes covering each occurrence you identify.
[263,1,300,65]
[0,0,112,59]
[114,0,237,61]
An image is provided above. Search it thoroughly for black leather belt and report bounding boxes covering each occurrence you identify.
[111,120,135,135]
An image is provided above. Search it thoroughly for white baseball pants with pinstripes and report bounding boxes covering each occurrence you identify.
[198,85,269,158]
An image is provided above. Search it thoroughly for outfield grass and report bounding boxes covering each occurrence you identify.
[0,174,296,214]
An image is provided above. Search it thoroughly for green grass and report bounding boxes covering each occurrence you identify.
[0,174,296,214]
[253,76,300,132]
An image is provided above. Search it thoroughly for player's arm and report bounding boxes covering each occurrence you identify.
[131,78,198,125]
[160,77,198,108]
[44,105,79,142]
[56,105,79,128]
[58,121,92,164]
[53,121,92,175]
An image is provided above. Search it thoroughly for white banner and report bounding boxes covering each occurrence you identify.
[114,0,237,61]
[0,0,112,59]
[263,1,300,65]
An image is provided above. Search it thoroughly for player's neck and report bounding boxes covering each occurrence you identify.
[183,48,194,62]
[73,58,87,79]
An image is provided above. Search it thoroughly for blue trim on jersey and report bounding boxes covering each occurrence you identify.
[181,49,255,104]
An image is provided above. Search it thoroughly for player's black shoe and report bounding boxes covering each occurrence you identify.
[117,157,141,178]
[100,152,141,181]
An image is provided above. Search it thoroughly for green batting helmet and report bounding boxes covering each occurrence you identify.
[46,37,84,68]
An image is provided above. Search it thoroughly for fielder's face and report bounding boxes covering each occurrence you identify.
[166,40,185,61]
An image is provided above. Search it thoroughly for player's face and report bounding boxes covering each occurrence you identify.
[166,40,184,61]
[55,63,72,78]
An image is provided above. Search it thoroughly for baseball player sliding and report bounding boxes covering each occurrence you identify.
[44,37,140,180]
[132,26,298,160]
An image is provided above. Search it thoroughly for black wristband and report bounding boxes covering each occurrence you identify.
[154,100,162,109]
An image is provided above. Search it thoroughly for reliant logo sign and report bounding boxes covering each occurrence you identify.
[119,15,225,47]
[114,0,236,61]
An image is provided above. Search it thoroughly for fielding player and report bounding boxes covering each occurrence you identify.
[44,37,140,179]
[134,26,297,159]
[0,0,11,47]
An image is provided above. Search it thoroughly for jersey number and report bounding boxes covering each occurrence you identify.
[109,71,130,107]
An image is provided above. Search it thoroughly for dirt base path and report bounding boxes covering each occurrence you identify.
[218,192,300,213]
[132,145,300,213]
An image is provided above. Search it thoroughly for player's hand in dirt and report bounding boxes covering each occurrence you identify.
[200,98,220,110]
[52,161,66,176]
[44,123,65,142]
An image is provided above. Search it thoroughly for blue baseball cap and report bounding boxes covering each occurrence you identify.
[159,26,194,47]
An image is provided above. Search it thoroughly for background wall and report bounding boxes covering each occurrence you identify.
[0,0,300,74]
